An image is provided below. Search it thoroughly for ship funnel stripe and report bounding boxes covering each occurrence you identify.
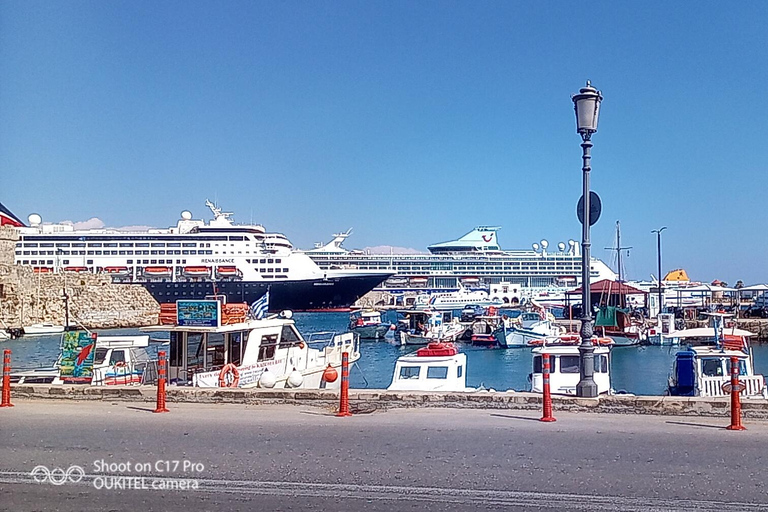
[0,202,24,227]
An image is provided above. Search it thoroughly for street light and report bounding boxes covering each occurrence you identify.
[651,227,667,317]
[572,80,602,398]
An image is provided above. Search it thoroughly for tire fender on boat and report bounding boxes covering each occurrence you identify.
[218,363,240,388]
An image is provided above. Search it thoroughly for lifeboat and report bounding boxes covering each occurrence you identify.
[104,266,131,276]
[215,266,241,277]
[409,277,428,285]
[183,266,211,277]
[143,266,172,278]
[63,266,89,272]
[460,277,480,284]
[33,267,53,273]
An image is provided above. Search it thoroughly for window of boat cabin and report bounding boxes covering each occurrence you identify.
[399,366,420,379]
[109,350,126,366]
[169,332,183,367]
[595,354,609,373]
[279,325,302,348]
[258,334,278,361]
[560,356,580,373]
[426,366,449,379]
[457,366,463,378]
[207,333,226,368]
[701,358,725,377]
[187,333,204,370]
[227,331,246,366]
[94,348,109,365]
[533,355,557,373]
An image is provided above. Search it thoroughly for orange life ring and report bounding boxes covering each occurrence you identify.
[218,363,240,388]
[528,338,545,346]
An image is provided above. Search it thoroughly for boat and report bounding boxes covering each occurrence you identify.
[9,200,393,311]
[413,285,504,311]
[387,342,473,392]
[11,333,157,385]
[142,301,360,389]
[304,227,617,296]
[667,324,766,398]
[394,310,466,346]
[182,266,212,277]
[62,266,89,272]
[492,309,563,348]
[23,323,65,336]
[649,312,751,346]
[530,337,613,395]
[349,310,392,340]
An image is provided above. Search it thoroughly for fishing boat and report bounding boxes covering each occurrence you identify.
[667,313,767,398]
[348,310,392,340]
[142,300,360,389]
[387,342,472,392]
[393,310,466,346]
[492,310,563,348]
[530,337,613,395]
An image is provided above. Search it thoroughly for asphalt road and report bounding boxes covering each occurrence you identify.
[1,401,767,511]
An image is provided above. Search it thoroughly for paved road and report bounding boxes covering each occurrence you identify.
[1,401,767,511]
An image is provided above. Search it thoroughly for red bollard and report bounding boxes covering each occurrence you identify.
[540,353,555,422]
[726,356,746,431]
[336,352,352,417]
[1,349,13,408]
[153,350,169,413]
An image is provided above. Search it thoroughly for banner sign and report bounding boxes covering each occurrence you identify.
[177,300,221,327]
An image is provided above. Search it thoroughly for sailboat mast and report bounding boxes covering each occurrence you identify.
[616,221,622,284]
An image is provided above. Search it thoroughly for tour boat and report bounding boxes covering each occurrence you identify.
[387,342,473,392]
[493,310,563,348]
[142,305,360,389]
[413,285,504,311]
[530,338,613,395]
[394,309,466,346]
[182,266,212,277]
[348,310,392,340]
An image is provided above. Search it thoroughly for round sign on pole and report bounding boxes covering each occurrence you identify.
[577,191,602,226]
[722,381,746,394]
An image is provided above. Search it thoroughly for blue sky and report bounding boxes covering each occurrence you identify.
[2,2,768,284]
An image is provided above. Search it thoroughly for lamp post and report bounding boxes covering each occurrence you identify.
[651,227,667,317]
[572,80,602,398]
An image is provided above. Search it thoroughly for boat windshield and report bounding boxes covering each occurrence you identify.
[701,358,747,377]
[94,348,108,365]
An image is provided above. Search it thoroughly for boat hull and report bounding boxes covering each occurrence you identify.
[138,275,388,311]
[351,324,391,340]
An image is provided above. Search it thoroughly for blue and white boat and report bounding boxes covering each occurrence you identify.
[492,311,563,348]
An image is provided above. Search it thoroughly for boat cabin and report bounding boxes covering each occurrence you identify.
[142,300,359,389]
[387,342,470,392]
[530,344,612,395]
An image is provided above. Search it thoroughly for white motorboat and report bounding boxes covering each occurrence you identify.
[413,285,503,311]
[530,338,613,396]
[23,323,66,336]
[12,333,156,385]
[142,302,360,389]
[492,311,563,348]
[349,309,392,340]
[394,310,466,346]
[387,342,472,392]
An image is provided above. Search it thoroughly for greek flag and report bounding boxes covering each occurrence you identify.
[249,290,269,320]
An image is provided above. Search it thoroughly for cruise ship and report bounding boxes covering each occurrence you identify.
[7,201,392,311]
[304,227,617,298]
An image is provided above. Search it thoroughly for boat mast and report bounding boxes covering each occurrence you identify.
[605,221,632,308]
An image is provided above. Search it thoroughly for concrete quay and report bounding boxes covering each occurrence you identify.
[9,384,768,418]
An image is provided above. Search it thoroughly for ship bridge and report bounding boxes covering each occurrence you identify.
[427,227,501,254]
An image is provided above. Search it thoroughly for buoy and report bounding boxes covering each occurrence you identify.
[286,368,304,388]
[258,368,277,388]
[322,364,338,383]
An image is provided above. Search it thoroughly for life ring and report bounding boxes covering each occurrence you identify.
[114,361,127,368]
[218,363,240,388]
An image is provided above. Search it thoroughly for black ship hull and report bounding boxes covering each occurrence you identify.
[137,274,389,311]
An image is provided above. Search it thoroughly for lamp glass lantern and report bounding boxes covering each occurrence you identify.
[572,81,603,137]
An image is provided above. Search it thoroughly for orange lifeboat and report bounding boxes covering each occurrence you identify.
[33,267,53,273]
[183,266,211,277]
[63,266,89,272]
[215,266,240,277]
[104,266,130,276]
[143,266,172,278]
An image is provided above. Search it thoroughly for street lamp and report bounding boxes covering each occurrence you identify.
[572,80,602,398]
[651,227,667,317]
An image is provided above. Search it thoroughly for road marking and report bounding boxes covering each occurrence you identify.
[0,471,764,511]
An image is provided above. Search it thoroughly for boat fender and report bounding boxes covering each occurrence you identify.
[298,342,305,349]
[218,363,240,388]
[322,364,338,383]
[258,368,277,388]
[286,368,304,388]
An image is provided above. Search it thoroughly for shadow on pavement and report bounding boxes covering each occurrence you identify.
[666,420,725,430]
[489,413,542,422]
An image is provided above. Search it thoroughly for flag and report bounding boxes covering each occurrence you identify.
[249,289,270,320]
[0,202,24,227]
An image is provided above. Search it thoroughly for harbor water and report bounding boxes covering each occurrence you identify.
[5,312,768,396]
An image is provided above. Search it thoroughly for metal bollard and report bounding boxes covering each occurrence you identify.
[336,352,352,417]
[726,356,745,431]
[1,349,13,408]
[540,353,555,422]
[153,350,169,413]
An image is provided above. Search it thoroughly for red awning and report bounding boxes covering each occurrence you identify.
[568,279,647,295]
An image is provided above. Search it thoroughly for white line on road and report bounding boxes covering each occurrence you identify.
[0,471,764,511]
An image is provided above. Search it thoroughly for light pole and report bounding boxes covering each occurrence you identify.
[652,227,667,317]
[572,80,602,398]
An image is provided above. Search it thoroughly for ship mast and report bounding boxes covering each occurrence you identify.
[605,221,632,307]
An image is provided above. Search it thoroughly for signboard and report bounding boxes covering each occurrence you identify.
[177,300,221,327]
[59,331,96,384]
[577,191,602,226]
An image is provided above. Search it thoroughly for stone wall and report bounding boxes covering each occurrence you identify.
[0,227,159,329]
